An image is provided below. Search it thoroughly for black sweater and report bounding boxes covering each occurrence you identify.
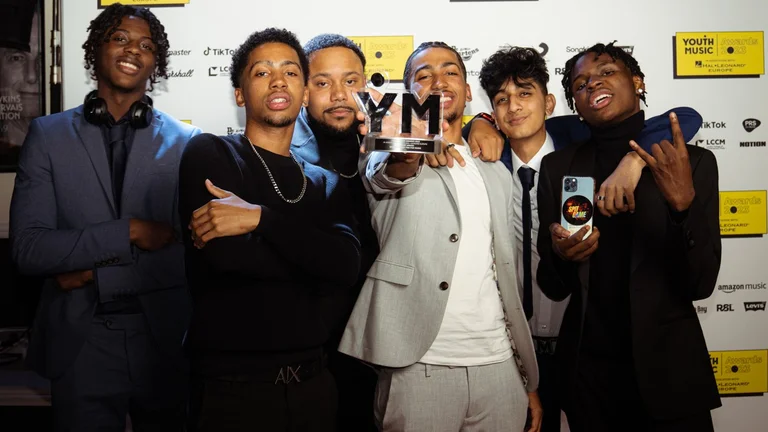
[178,133,361,371]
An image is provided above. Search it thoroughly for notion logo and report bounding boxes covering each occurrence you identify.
[745,302,767,312]
[716,304,734,312]
[743,118,761,133]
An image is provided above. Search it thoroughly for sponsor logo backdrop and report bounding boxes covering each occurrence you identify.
[60,1,768,430]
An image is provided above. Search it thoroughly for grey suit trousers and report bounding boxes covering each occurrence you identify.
[374,356,528,431]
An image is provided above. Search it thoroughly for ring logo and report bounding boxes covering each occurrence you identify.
[204,48,235,56]
[718,282,767,293]
[716,304,734,312]
[745,302,767,312]
[743,118,761,132]
[209,66,231,77]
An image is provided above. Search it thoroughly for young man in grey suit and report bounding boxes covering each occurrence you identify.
[10,4,200,431]
[339,42,541,432]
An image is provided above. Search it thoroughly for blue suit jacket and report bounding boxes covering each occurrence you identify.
[10,105,201,379]
[500,107,703,171]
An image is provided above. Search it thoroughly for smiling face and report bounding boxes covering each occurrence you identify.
[94,15,156,93]
[406,47,471,126]
[235,42,308,128]
[570,53,644,127]
[492,77,554,142]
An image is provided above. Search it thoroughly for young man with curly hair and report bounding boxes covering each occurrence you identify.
[179,28,360,432]
[10,4,200,431]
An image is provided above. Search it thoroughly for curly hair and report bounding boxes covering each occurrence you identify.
[230,28,309,89]
[479,46,549,106]
[560,41,645,112]
[402,41,467,90]
[82,3,169,92]
[304,34,366,68]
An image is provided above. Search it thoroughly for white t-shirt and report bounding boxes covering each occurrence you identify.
[420,142,512,366]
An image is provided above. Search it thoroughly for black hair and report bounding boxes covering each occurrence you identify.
[230,28,309,89]
[561,41,646,112]
[304,34,366,68]
[82,3,169,92]
[479,46,549,106]
[403,41,467,90]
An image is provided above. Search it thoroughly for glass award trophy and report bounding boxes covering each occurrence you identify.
[353,71,443,154]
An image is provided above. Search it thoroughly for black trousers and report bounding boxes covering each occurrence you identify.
[565,358,714,432]
[188,367,337,432]
[535,351,562,432]
[328,350,377,432]
[51,314,188,432]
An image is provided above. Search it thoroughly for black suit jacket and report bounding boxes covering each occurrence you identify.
[535,139,722,420]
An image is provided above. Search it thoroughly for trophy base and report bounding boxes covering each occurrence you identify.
[365,136,441,154]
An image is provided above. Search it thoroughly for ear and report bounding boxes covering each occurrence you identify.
[234,88,245,107]
[302,86,309,107]
[633,76,645,95]
[465,84,472,102]
[545,93,556,117]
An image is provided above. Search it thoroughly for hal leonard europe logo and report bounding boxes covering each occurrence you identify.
[744,302,767,312]
[744,118,761,133]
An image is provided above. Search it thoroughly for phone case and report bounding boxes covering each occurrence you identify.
[560,176,596,238]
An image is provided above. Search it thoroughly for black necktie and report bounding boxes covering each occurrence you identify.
[518,166,535,321]
[108,123,129,215]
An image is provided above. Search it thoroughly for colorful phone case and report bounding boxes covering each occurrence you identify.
[560,176,596,239]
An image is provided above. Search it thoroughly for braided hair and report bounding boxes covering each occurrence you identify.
[82,3,169,91]
[560,41,645,112]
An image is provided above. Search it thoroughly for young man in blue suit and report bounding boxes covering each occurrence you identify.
[10,4,200,431]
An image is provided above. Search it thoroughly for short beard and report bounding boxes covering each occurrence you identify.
[307,111,359,139]
[264,115,293,128]
[445,111,459,125]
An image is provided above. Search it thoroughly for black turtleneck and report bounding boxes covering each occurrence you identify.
[581,111,645,364]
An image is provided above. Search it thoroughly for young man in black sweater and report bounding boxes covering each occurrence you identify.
[178,28,361,432]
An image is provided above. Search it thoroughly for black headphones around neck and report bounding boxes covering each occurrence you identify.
[83,90,154,129]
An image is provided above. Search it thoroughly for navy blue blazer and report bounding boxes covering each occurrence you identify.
[500,107,703,171]
[10,105,201,379]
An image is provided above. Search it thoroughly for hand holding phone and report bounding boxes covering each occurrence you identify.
[560,176,596,238]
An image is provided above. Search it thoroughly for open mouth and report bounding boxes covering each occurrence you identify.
[116,58,141,76]
[267,93,291,111]
[590,92,612,109]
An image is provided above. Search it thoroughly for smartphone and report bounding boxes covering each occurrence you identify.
[560,176,596,239]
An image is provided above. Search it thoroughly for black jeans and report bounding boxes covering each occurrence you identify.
[188,367,337,432]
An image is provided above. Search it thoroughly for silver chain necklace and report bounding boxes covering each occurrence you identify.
[329,135,360,179]
[242,134,306,204]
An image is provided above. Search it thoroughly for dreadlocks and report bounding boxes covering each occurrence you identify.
[560,41,645,112]
[82,3,170,91]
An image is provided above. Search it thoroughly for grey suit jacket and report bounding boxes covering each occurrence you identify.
[338,149,539,392]
[10,105,201,379]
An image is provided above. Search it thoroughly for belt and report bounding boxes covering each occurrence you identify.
[214,354,328,385]
[532,336,557,355]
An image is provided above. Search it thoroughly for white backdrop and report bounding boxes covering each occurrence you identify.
[60,1,768,430]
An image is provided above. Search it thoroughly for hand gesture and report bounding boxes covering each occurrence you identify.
[629,112,695,212]
[189,180,261,248]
